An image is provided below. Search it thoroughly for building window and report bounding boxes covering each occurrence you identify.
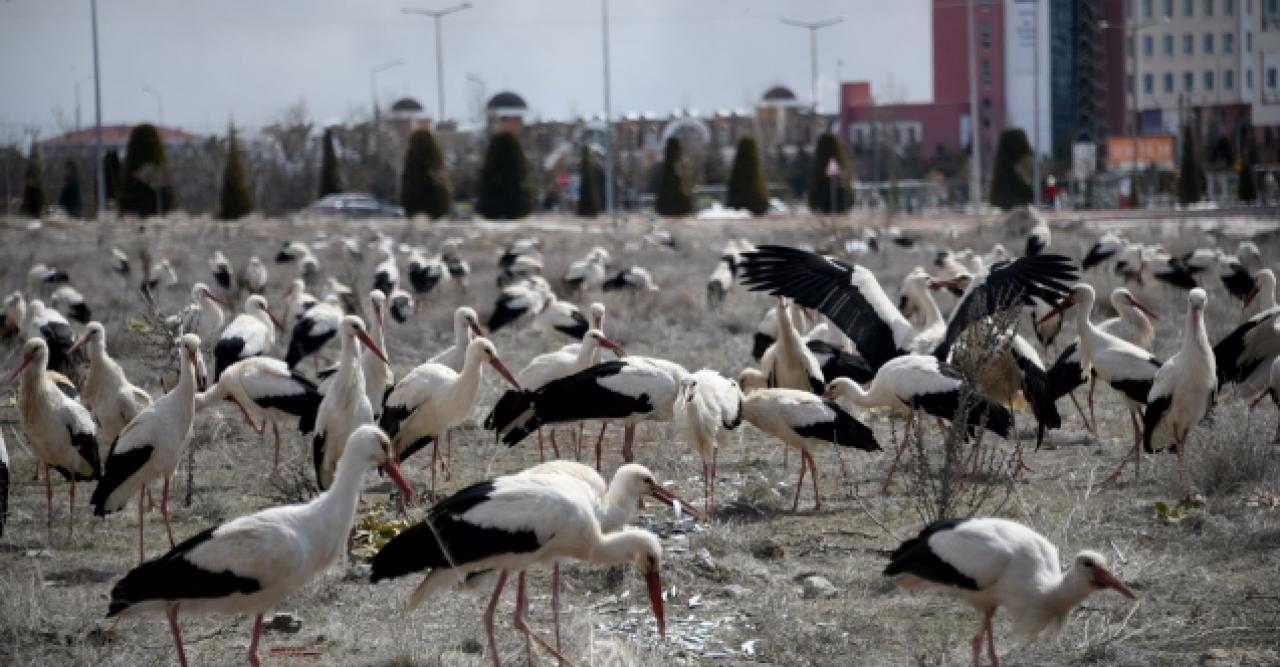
[1127,74,1134,94]
[1204,33,1214,54]
[1128,0,1135,16]
[1164,0,1174,13]
[1247,32,1252,51]
[1248,68,1254,88]
[1127,36,1134,57]
[1205,70,1215,89]
[1248,0,1253,13]
[1225,69,1235,89]
[980,21,991,49]
[1164,34,1175,54]
[1143,73,1155,93]
[1269,67,1277,88]
[1185,0,1195,15]
[1143,35,1154,55]
[982,60,991,87]
[1185,71,1195,91]
[1226,0,1235,14]
[1184,33,1194,54]
[1143,0,1154,15]
[1205,0,1214,15]
[1225,32,1234,53]
[1164,72,1175,91]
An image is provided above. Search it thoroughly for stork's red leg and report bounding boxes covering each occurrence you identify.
[513,571,572,666]
[552,563,562,660]
[791,448,808,512]
[593,422,608,472]
[804,449,821,510]
[710,447,718,518]
[1087,377,1097,431]
[160,476,176,547]
[485,571,509,667]
[167,605,189,667]
[430,440,439,501]
[272,422,281,473]
[621,424,636,462]
[549,428,561,458]
[1067,389,1094,434]
[444,430,453,481]
[537,428,546,463]
[984,609,999,666]
[247,613,264,667]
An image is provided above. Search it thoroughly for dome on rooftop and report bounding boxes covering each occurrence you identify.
[486,91,528,110]
[762,85,798,102]
[390,97,424,113]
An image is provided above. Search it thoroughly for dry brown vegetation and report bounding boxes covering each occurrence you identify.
[1,213,1279,666]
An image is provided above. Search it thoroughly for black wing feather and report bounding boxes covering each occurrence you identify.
[107,527,262,617]
[884,518,980,590]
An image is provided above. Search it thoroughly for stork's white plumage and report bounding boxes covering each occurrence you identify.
[532,293,590,341]
[143,259,178,293]
[282,278,317,328]
[370,470,666,666]
[275,240,320,279]
[357,291,394,417]
[1025,212,1051,257]
[760,299,824,394]
[244,256,269,294]
[1141,288,1216,485]
[50,284,91,324]
[111,247,131,275]
[428,306,486,372]
[1082,232,1125,269]
[387,288,414,324]
[1247,357,1280,444]
[1215,269,1280,392]
[706,257,735,307]
[107,426,414,667]
[10,338,100,535]
[884,517,1136,667]
[209,250,233,291]
[71,322,152,446]
[284,294,343,368]
[28,262,71,290]
[179,282,228,347]
[91,335,205,563]
[825,354,1012,492]
[674,369,743,516]
[324,275,360,315]
[740,387,879,511]
[381,338,521,494]
[3,291,25,338]
[373,248,399,296]
[602,265,660,292]
[1220,241,1264,303]
[407,247,450,294]
[441,237,470,287]
[213,295,284,380]
[488,277,550,332]
[196,356,321,471]
[24,298,76,374]
[0,429,8,538]
[564,246,609,292]
[313,316,388,489]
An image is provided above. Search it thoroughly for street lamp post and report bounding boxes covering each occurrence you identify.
[74,76,93,133]
[370,59,405,156]
[402,3,472,123]
[90,0,105,218]
[142,86,163,127]
[780,16,842,142]
[967,0,981,227]
[602,0,614,219]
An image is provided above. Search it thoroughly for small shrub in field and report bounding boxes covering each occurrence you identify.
[989,128,1033,210]
[219,125,254,220]
[1177,124,1203,205]
[401,127,451,219]
[726,136,769,216]
[575,145,600,218]
[807,132,852,213]
[20,144,47,218]
[119,123,176,217]
[103,148,121,203]
[476,131,534,220]
[58,159,83,218]
[319,127,343,198]
[654,137,693,217]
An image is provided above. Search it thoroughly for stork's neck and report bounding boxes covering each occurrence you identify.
[1260,281,1279,311]
[454,319,471,348]
[1038,566,1095,624]
[455,349,485,397]
[575,339,599,368]
[911,287,945,331]
[599,483,639,533]
[583,528,651,566]
[336,333,364,388]
[776,305,801,344]
[175,353,197,397]
[1183,306,1212,358]
[312,447,370,536]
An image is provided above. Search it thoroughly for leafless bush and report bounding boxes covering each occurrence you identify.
[264,462,319,505]
[1160,401,1280,498]
[906,298,1024,522]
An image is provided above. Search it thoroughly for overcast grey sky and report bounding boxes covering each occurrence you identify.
[0,0,931,137]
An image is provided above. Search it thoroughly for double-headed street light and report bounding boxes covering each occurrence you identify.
[402,3,472,123]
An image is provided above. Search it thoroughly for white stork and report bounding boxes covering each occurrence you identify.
[488,277,550,332]
[602,265,660,292]
[674,369,743,516]
[275,240,320,279]
[1039,284,1162,471]
[441,237,471,287]
[10,338,101,535]
[213,295,284,380]
[28,262,71,290]
[244,256,269,294]
[532,293,590,341]
[70,322,152,446]
[3,291,25,338]
[362,290,395,415]
[751,303,814,362]
[143,259,178,294]
[24,298,76,374]
[373,248,399,296]
[884,517,1136,667]
[485,329,625,460]
[369,471,665,666]
[427,306,486,372]
[1025,211,1051,257]
[179,282,229,347]
[564,246,609,293]
[1220,241,1263,302]
[380,338,521,495]
[325,275,360,314]
[50,284,91,324]
[1214,269,1280,392]
[759,298,824,394]
[407,247,449,294]
[312,316,388,489]
[387,288,414,324]
[740,386,880,511]
[209,250,233,291]
[498,246,544,287]
[1046,287,1158,432]
[91,334,205,563]
[824,354,1012,493]
[110,247,131,276]
[491,356,685,470]
[706,256,735,308]
[1081,232,1125,270]
[282,279,317,328]
[1140,288,1216,485]
[106,426,414,667]
[196,357,321,471]
[1247,357,1280,444]
[284,294,343,368]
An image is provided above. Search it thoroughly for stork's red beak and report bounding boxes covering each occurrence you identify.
[645,569,666,637]
[7,355,32,383]
[1129,297,1159,321]
[1091,567,1137,599]
[600,337,626,358]
[190,350,207,390]
[267,309,286,332]
[470,321,487,338]
[68,333,92,354]
[356,330,390,364]
[490,357,522,390]
[373,303,385,331]
[1038,295,1077,325]
[206,291,230,308]
[650,484,706,523]
[927,277,961,292]
[1244,285,1259,311]
[381,457,418,505]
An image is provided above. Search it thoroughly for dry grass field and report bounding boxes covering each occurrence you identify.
[1,212,1279,667]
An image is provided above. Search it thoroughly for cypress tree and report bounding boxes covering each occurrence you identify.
[219,125,254,220]
[1238,143,1258,203]
[103,149,121,203]
[58,159,83,218]
[808,132,853,213]
[20,144,47,218]
[654,137,693,217]
[1177,124,1203,205]
[726,136,769,215]
[476,131,534,220]
[119,123,176,217]
[401,127,452,219]
[575,145,600,217]
[319,127,343,197]
[988,128,1034,209]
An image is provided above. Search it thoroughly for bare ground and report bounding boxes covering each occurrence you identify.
[1,212,1279,666]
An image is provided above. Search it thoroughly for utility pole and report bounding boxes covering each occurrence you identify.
[402,3,472,122]
[780,16,842,142]
[1030,0,1041,206]
[602,0,615,219]
[967,0,981,227]
[91,0,105,218]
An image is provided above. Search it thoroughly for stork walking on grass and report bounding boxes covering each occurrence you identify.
[884,517,1136,667]
[1214,269,1280,393]
[214,295,284,380]
[106,426,414,667]
[70,322,152,446]
[180,283,229,347]
[428,306,486,372]
[673,369,744,516]
[312,317,388,489]
[196,357,321,472]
